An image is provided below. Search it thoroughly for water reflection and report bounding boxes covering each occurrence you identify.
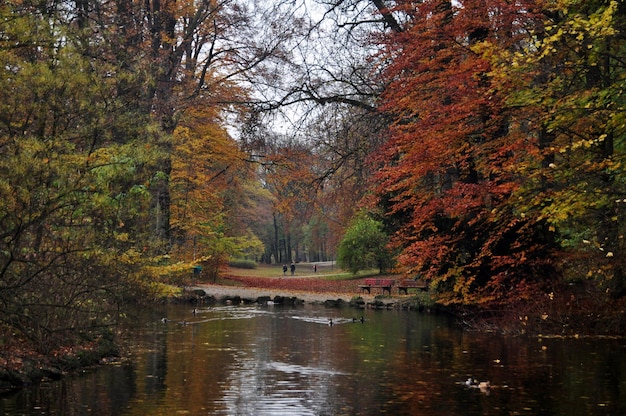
[2,304,626,415]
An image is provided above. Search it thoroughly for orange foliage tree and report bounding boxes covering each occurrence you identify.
[169,102,271,279]
[259,137,319,263]
[373,0,558,306]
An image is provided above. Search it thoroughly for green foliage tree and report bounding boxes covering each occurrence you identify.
[500,0,626,297]
[337,212,393,274]
[0,2,161,352]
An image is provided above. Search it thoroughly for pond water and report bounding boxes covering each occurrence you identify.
[2,303,626,415]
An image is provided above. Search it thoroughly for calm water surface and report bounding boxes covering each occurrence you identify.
[2,304,626,415]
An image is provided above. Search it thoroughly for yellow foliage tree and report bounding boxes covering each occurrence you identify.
[169,106,265,276]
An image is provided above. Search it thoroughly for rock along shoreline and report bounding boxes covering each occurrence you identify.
[182,284,424,310]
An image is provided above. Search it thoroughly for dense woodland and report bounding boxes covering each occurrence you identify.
[2,0,626,359]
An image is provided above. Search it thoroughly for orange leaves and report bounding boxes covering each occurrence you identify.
[169,104,252,261]
[371,0,555,306]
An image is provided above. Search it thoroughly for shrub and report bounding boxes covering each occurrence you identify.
[228,259,257,269]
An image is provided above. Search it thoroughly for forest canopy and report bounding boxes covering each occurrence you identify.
[2,0,626,354]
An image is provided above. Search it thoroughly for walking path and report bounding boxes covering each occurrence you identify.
[186,283,386,305]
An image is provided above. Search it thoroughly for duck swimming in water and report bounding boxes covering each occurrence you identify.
[465,378,490,392]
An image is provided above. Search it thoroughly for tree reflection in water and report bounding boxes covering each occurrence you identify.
[1,304,625,416]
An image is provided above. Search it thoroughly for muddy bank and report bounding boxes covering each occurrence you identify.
[0,336,120,394]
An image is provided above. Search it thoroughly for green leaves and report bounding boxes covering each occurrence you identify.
[337,212,393,275]
[0,1,165,351]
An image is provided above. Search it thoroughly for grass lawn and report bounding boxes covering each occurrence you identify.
[225,262,383,281]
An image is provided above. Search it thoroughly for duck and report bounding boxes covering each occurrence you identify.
[359,316,365,324]
[465,378,490,391]
[192,308,197,315]
[161,317,168,323]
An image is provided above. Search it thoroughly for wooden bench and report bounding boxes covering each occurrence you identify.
[359,278,395,295]
[397,279,429,295]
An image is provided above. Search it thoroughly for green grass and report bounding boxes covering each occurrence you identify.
[225,263,384,281]
[322,269,385,281]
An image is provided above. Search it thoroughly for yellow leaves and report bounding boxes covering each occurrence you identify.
[170,111,240,225]
[115,248,143,266]
[145,261,190,277]
[558,134,607,154]
[147,282,183,299]
[528,0,618,70]
[115,232,130,242]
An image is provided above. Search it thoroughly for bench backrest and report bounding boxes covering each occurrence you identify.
[399,279,427,286]
[364,278,395,286]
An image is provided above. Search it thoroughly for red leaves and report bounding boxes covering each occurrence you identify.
[371,0,555,307]
[223,275,363,294]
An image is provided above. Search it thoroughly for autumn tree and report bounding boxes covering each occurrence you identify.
[373,0,556,306]
[169,106,266,278]
[0,1,160,351]
[68,1,303,273]
[61,0,295,248]
[0,0,284,353]
[499,1,626,297]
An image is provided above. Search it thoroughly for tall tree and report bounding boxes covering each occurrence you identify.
[0,1,159,351]
[502,0,626,296]
[169,104,267,275]
[76,0,292,243]
[0,0,283,352]
[373,0,555,306]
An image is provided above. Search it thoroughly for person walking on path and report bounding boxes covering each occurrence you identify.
[290,262,296,276]
[283,264,288,276]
